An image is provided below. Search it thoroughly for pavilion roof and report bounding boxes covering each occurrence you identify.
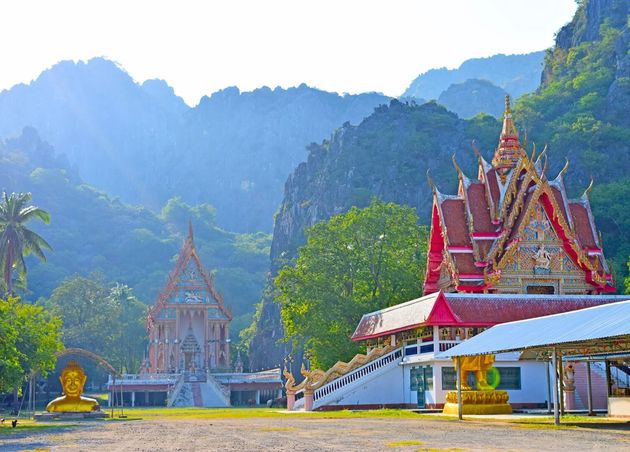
[351,291,628,341]
[438,298,630,358]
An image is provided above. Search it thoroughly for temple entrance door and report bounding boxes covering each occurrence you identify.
[180,327,201,373]
[410,366,433,408]
[184,352,193,371]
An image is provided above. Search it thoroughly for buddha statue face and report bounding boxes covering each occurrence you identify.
[59,361,87,398]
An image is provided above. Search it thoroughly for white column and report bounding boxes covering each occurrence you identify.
[256,390,261,405]
[131,391,135,408]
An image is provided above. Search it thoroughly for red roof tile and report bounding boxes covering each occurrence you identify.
[441,199,470,247]
[569,202,597,248]
[467,183,493,232]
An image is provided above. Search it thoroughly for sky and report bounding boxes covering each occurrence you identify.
[0,0,577,106]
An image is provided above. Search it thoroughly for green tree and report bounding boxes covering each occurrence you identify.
[43,275,147,373]
[106,283,148,373]
[0,297,63,393]
[275,200,427,369]
[0,192,51,295]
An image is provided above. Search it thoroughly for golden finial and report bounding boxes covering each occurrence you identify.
[504,95,512,116]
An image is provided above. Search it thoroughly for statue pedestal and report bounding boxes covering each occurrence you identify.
[35,411,108,421]
[442,390,512,415]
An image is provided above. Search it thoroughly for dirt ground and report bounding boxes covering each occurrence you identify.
[2,415,630,451]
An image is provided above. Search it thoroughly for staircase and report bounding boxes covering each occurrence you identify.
[169,374,231,407]
[294,347,403,410]
[571,362,629,410]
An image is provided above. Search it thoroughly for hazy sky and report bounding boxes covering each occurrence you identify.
[1,0,577,106]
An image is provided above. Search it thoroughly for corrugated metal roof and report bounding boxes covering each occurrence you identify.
[439,299,630,358]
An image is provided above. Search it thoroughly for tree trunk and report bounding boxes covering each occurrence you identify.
[12,385,19,414]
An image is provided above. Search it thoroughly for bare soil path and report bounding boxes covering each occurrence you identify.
[2,414,630,451]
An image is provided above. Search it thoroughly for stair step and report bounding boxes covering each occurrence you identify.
[192,383,203,407]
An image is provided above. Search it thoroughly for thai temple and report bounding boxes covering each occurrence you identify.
[107,224,282,407]
[284,97,627,411]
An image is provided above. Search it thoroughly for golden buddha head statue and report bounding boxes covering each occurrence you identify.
[47,360,100,413]
[60,360,87,398]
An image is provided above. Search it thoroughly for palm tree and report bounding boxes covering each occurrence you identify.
[0,192,51,296]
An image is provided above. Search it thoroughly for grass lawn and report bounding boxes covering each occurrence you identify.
[0,419,77,436]
[115,407,446,420]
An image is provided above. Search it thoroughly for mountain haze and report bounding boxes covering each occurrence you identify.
[0,59,389,232]
[403,51,545,101]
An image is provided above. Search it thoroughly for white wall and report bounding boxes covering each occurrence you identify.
[429,357,549,405]
[328,363,405,406]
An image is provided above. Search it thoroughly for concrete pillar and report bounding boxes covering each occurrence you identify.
[605,361,613,396]
[255,390,261,405]
[546,360,552,414]
[131,391,135,408]
[108,390,112,407]
[586,361,594,416]
[552,348,560,425]
[304,390,314,411]
[286,390,295,411]
[558,354,564,416]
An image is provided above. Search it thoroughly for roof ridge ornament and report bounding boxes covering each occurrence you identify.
[188,219,194,243]
[583,177,594,197]
[492,95,526,175]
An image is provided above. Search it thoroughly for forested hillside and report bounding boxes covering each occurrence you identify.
[516,0,630,277]
[0,128,270,339]
[249,0,630,370]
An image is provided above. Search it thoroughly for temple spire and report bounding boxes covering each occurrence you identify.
[492,95,526,177]
[188,219,194,243]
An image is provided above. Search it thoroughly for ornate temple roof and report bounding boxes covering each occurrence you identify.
[351,291,628,341]
[147,222,232,330]
[424,96,615,295]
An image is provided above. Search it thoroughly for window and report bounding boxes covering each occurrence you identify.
[404,340,418,357]
[442,367,456,390]
[527,285,555,294]
[441,366,521,390]
[410,366,433,391]
[495,367,521,390]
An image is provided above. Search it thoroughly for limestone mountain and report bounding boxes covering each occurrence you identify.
[248,101,501,370]
[437,79,508,119]
[403,51,545,101]
[170,85,389,232]
[0,59,389,232]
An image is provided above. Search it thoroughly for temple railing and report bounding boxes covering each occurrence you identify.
[167,374,186,407]
[437,340,462,353]
[107,373,179,386]
[206,373,232,406]
[294,347,403,409]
